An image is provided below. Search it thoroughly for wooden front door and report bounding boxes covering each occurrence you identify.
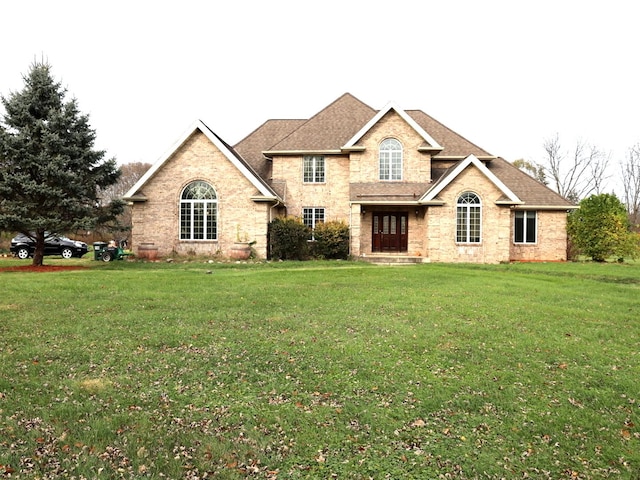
[372,212,408,252]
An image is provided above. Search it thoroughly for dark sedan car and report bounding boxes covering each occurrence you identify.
[10,233,89,259]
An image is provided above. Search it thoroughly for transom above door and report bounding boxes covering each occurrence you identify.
[372,212,408,252]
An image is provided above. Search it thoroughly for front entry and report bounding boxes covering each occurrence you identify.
[372,212,408,252]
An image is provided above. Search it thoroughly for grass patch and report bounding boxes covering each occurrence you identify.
[0,259,639,478]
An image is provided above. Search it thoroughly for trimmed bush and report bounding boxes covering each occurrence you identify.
[311,220,350,259]
[268,217,310,260]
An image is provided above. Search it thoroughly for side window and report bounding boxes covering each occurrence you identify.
[302,207,325,239]
[514,211,537,243]
[379,138,402,181]
[303,156,325,183]
[180,181,217,240]
[456,192,481,243]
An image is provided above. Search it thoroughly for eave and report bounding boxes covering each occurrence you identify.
[263,149,343,157]
[122,195,147,203]
[511,204,579,211]
[250,195,281,203]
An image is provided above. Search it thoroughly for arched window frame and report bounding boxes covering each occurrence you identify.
[456,192,481,243]
[379,138,403,181]
[179,180,218,241]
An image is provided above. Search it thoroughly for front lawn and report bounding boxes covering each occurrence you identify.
[1,260,638,478]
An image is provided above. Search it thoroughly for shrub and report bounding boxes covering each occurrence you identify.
[310,220,350,259]
[268,217,310,260]
[568,193,639,261]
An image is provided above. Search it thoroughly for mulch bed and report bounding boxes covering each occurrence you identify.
[0,265,88,272]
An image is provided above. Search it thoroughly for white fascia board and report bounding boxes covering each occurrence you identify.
[512,204,579,210]
[123,120,275,200]
[342,102,443,150]
[421,154,521,203]
[196,121,275,198]
[123,120,204,199]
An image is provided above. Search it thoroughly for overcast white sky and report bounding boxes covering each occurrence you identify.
[2,1,638,193]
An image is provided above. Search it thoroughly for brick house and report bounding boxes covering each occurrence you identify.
[123,93,575,263]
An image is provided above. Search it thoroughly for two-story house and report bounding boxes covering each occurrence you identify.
[123,93,575,263]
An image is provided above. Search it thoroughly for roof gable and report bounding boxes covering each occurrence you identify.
[421,154,522,204]
[343,102,443,152]
[123,120,279,201]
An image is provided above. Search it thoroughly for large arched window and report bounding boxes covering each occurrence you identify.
[379,138,403,180]
[456,192,481,243]
[180,181,217,240]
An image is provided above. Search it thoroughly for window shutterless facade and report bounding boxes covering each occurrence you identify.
[303,155,325,183]
[514,210,537,243]
[456,192,481,243]
[302,207,325,230]
[379,138,403,180]
[303,207,325,240]
[180,181,218,240]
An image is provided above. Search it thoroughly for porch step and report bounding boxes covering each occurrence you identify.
[359,255,427,265]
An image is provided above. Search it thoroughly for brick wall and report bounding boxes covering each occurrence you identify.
[270,154,351,221]
[425,165,512,263]
[509,211,568,261]
[129,131,272,258]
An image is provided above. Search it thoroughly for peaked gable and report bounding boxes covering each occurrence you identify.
[123,120,279,201]
[421,154,522,204]
[343,102,443,152]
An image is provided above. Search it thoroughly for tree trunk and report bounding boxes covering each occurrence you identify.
[32,232,45,266]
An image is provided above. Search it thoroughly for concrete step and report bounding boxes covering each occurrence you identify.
[359,255,426,265]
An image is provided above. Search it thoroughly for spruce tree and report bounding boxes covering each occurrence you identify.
[0,62,123,265]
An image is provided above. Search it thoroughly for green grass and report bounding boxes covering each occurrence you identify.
[1,258,639,478]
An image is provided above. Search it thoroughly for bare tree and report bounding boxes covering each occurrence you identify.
[96,162,151,240]
[621,144,640,228]
[542,134,610,203]
[99,162,151,203]
[513,159,547,184]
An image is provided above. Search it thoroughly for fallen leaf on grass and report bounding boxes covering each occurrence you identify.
[568,397,584,408]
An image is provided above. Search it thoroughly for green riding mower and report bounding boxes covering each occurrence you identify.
[93,240,133,262]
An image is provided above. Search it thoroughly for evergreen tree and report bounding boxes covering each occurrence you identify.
[567,193,639,262]
[0,62,123,265]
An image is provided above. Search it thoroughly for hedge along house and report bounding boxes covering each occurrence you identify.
[123,93,576,262]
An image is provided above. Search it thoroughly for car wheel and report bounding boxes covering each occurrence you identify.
[16,247,30,259]
[101,251,113,262]
[61,247,73,259]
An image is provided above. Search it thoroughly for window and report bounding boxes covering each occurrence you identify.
[514,211,537,243]
[303,156,325,183]
[456,192,481,243]
[303,207,325,239]
[180,181,217,240]
[379,138,403,180]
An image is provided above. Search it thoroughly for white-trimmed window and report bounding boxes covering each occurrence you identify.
[456,192,481,243]
[302,207,325,229]
[303,207,325,239]
[303,156,325,183]
[514,211,537,243]
[180,181,217,240]
[379,138,403,180]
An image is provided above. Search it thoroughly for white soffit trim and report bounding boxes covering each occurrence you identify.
[342,102,443,150]
[123,120,274,199]
[421,154,522,203]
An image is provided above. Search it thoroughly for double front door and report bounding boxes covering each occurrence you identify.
[372,212,408,252]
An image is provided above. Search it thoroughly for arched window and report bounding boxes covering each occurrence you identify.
[180,181,217,240]
[379,138,403,180]
[456,192,481,243]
